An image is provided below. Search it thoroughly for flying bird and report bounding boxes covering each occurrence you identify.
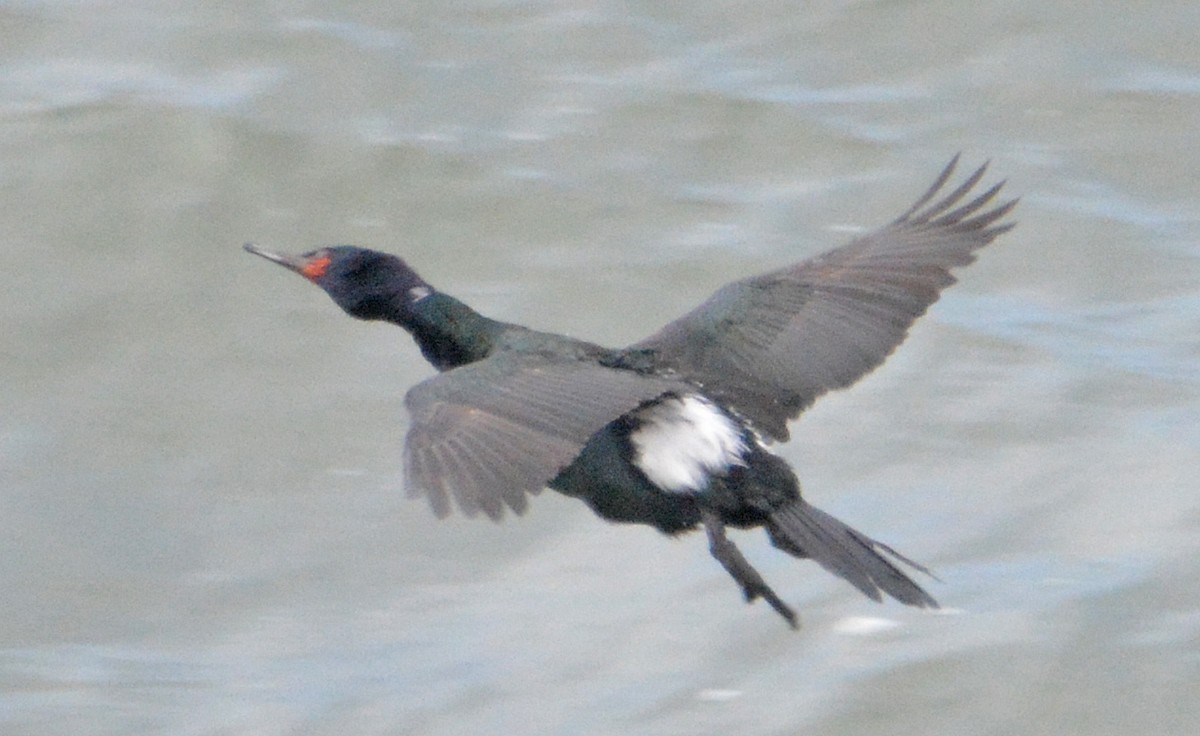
[245,156,1016,627]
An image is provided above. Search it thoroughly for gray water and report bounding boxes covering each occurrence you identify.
[3,1,1198,734]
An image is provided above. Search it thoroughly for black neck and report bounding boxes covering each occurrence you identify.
[390,291,505,371]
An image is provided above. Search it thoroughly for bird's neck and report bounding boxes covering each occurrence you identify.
[392,291,506,371]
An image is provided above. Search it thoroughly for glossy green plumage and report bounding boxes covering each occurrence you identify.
[246,157,1016,627]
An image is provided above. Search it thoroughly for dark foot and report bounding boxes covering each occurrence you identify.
[702,510,799,629]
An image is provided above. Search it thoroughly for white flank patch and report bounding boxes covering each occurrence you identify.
[629,394,747,493]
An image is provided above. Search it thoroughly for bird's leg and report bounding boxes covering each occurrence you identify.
[701,509,799,629]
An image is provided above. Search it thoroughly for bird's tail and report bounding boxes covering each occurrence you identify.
[766,500,938,608]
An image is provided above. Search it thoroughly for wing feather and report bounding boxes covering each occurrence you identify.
[403,352,688,519]
[633,157,1017,440]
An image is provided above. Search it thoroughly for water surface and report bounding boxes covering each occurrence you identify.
[2,1,1198,734]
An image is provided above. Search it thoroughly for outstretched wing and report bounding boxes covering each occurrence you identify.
[632,156,1017,441]
[403,352,688,520]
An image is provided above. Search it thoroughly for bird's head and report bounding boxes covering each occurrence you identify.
[244,243,432,322]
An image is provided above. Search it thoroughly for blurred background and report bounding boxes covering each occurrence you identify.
[2,1,1198,734]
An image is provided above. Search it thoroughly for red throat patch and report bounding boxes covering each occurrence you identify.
[301,256,331,281]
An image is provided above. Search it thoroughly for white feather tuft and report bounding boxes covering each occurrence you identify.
[629,395,747,493]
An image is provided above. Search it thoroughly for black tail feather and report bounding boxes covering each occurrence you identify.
[766,501,938,608]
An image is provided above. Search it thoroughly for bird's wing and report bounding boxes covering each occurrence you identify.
[403,352,687,520]
[631,156,1017,441]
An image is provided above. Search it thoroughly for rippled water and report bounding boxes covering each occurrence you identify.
[3,2,1198,735]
